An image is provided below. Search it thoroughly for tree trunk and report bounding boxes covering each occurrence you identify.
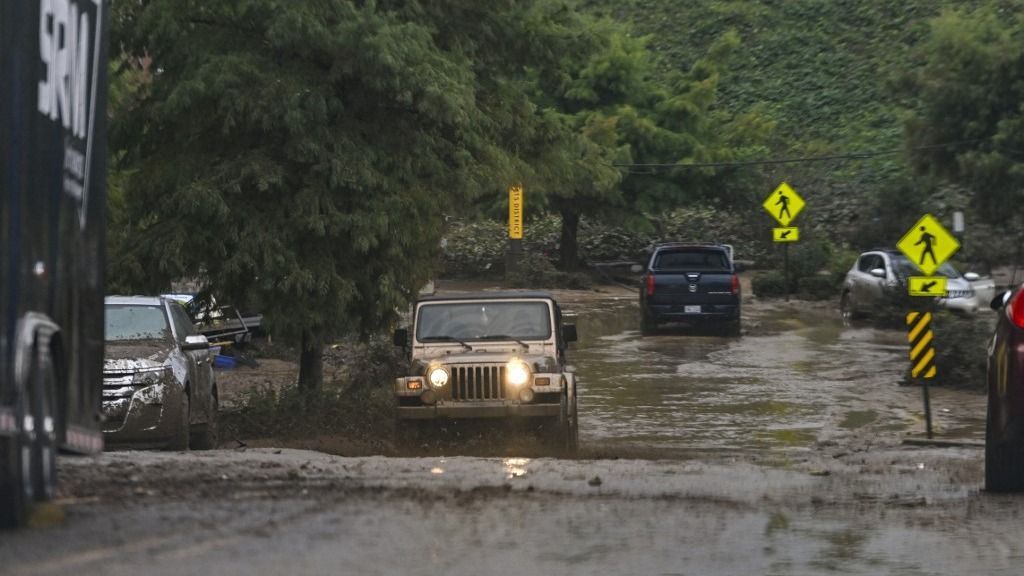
[559,208,581,270]
[298,332,323,393]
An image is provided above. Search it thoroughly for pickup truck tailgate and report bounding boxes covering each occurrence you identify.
[649,272,737,305]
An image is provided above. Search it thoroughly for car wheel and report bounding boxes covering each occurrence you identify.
[985,403,1024,492]
[190,387,219,450]
[166,392,190,451]
[840,293,857,325]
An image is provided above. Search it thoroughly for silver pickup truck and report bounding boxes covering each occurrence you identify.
[392,292,579,452]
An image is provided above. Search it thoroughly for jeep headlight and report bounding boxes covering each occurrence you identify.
[505,360,531,387]
[428,366,449,388]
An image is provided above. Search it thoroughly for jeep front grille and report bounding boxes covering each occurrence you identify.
[451,365,506,401]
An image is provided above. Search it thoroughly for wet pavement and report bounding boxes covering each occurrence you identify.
[570,294,982,461]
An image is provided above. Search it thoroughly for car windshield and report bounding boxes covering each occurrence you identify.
[105,304,172,342]
[890,255,959,279]
[654,249,729,271]
[416,301,552,342]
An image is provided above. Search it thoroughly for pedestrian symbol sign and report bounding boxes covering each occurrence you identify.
[896,214,960,276]
[762,182,804,227]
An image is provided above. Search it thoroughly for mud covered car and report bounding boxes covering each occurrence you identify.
[392,292,579,451]
[102,296,219,450]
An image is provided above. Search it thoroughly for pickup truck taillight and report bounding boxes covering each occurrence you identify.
[646,274,655,296]
[731,274,740,295]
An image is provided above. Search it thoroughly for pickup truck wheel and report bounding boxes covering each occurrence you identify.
[640,315,657,336]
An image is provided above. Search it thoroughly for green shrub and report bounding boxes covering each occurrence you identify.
[507,254,594,290]
[797,275,836,301]
[828,248,860,285]
[930,311,994,390]
[752,271,788,298]
[788,238,833,281]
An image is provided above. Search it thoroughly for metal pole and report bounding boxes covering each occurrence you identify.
[784,243,790,302]
[922,379,933,439]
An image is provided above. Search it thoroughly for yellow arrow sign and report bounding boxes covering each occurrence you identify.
[896,214,959,276]
[762,182,805,226]
[508,185,523,239]
[773,227,799,242]
[908,276,948,297]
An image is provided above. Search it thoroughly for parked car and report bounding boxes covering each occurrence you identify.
[102,296,219,450]
[392,291,579,453]
[840,249,995,321]
[637,243,741,335]
[986,287,1024,491]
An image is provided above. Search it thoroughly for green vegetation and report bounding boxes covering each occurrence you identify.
[586,0,1022,250]
[904,4,1024,226]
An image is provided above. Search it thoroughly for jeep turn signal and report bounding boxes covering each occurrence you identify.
[407,378,423,390]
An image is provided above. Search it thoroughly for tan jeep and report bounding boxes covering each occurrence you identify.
[393,292,579,452]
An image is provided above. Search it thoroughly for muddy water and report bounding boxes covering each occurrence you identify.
[571,298,917,459]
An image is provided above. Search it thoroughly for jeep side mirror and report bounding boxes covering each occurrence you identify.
[991,291,1011,311]
[630,264,643,274]
[870,268,886,279]
[561,324,578,343]
[733,262,745,273]
[393,328,408,347]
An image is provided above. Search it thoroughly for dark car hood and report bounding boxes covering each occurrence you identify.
[104,341,173,372]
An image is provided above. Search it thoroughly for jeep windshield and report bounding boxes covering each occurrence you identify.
[416,301,552,342]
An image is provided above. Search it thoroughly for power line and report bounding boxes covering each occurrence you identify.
[612,138,994,170]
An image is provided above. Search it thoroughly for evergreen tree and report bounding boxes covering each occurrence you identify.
[110,0,576,389]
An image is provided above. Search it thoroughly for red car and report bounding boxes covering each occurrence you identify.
[986,287,1024,491]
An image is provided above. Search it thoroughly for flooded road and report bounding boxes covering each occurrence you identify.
[6,287,1010,576]
[570,294,979,461]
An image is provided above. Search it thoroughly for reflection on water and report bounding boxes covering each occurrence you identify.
[503,457,530,479]
[571,301,904,459]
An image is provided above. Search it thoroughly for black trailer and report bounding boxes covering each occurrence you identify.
[1,0,109,527]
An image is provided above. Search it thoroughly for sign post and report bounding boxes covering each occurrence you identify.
[506,185,524,277]
[762,182,806,301]
[896,213,960,439]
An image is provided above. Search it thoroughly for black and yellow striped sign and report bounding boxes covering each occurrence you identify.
[906,311,937,379]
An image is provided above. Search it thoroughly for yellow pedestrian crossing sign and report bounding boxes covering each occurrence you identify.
[762,182,805,226]
[908,276,948,297]
[896,214,960,276]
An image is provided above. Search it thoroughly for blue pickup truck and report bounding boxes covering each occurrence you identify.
[638,243,741,336]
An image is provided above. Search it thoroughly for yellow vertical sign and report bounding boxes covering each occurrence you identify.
[509,185,523,239]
